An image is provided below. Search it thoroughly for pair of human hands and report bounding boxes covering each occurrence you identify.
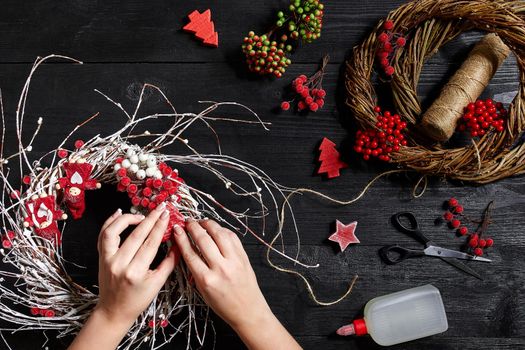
[95,202,271,332]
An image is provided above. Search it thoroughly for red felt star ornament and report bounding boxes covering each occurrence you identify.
[328,220,360,252]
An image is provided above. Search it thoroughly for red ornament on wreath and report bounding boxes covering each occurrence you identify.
[57,161,101,219]
[23,195,67,244]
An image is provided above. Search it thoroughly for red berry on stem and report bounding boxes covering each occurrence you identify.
[281,101,290,111]
[117,168,127,177]
[468,238,479,248]
[450,219,461,228]
[383,20,394,30]
[2,240,12,249]
[385,66,394,76]
[458,226,468,236]
[473,247,483,256]
[485,238,494,247]
[454,205,464,214]
[309,102,319,112]
[57,149,68,158]
[396,37,406,47]
[160,319,169,328]
[448,198,458,207]
[22,175,31,185]
[30,307,40,315]
[120,177,131,187]
[378,32,388,42]
[443,211,454,221]
[478,239,487,248]
[74,140,84,149]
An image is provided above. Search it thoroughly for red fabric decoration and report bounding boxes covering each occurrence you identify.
[183,9,219,48]
[24,195,65,244]
[317,138,348,178]
[58,162,100,219]
[328,220,360,252]
[162,202,186,242]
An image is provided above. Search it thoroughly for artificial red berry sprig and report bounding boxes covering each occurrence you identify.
[242,0,324,77]
[353,106,408,161]
[1,230,15,249]
[280,55,328,112]
[458,98,507,137]
[442,198,495,256]
[376,20,406,77]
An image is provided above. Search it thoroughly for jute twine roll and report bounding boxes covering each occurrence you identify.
[345,0,525,183]
[421,34,510,141]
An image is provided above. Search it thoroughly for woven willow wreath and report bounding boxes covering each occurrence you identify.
[0,55,321,350]
[346,0,525,183]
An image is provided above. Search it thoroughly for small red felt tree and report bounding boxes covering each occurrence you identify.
[317,137,348,178]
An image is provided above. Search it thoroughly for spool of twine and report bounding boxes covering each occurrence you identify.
[420,33,510,142]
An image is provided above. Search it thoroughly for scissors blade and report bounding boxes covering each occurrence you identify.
[439,257,483,280]
[423,246,492,262]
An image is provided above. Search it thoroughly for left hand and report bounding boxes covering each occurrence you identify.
[95,203,176,325]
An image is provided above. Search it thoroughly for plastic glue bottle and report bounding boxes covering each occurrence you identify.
[337,284,448,346]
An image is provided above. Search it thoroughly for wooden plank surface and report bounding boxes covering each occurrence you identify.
[0,0,524,349]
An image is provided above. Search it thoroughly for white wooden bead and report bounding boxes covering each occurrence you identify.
[146,158,156,168]
[145,167,156,177]
[136,169,146,180]
[130,155,139,164]
[122,159,131,168]
[154,170,162,179]
[138,153,148,163]
[129,164,139,173]
[126,149,135,158]
[113,163,122,171]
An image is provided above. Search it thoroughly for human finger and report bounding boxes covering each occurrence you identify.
[97,208,122,253]
[99,213,145,259]
[186,220,223,265]
[130,209,170,271]
[199,219,236,258]
[117,202,166,264]
[172,225,208,276]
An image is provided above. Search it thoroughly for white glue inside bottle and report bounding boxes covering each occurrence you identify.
[337,284,448,346]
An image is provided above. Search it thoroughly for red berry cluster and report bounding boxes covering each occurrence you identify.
[354,106,408,161]
[458,99,507,137]
[242,32,292,78]
[281,75,326,112]
[148,318,169,328]
[442,197,494,256]
[30,307,55,318]
[281,54,328,112]
[115,159,184,214]
[376,20,406,77]
[1,230,15,249]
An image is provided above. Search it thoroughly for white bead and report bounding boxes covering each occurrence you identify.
[126,149,135,158]
[130,155,139,164]
[130,206,137,214]
[122,159,131,168]
[146,158,156,168]
[37,117,43,125]
[129,164,139,173]
[26,145,33,152]
[114,163,122,171]
[145,167,156,177]
[225,182,231,189]
[182,139,189,144]
[154,170,162,179]
[138,154,148,163]
[136,169,146,180]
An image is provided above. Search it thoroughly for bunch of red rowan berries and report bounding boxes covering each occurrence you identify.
[458,98,507,137]
[376,20,406,77]
[442,197,494,257]
[280,55,328,112]
[354,106,408,161]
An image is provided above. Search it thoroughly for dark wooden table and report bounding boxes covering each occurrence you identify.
[0,1,524,349]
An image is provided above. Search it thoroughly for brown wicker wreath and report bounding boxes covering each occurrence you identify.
[345,0,525,183]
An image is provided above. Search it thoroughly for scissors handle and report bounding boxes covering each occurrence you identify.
[379,245,426,264]
[392,212,431,245]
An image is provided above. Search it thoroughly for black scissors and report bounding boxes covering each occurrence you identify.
[379,212,491,280]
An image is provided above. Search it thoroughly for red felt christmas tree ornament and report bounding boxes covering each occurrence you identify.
[183,9,219,48]
[317,138,348,179]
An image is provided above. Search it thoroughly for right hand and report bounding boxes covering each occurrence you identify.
[172,220,272,329]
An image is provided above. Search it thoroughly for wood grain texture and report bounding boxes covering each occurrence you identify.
[0,0,524,349]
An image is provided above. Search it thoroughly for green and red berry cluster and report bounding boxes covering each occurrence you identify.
[376,20,406,77]
[354,106,408,161]
[458,98,507,137]
[280,55,328,112]
[242,0,324,77]
[242,33,292,78]
[442,198,494,257]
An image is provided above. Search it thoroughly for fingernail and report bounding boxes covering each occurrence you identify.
[161,209,169,219]
[138,214,146,220]
[115,208,122,216]
[156,202,166,211]
[174,224,183,235]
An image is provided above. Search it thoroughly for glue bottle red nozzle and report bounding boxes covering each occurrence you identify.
[336,318,368,337]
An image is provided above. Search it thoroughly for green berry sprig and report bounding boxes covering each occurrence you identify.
[242,0,325,77]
